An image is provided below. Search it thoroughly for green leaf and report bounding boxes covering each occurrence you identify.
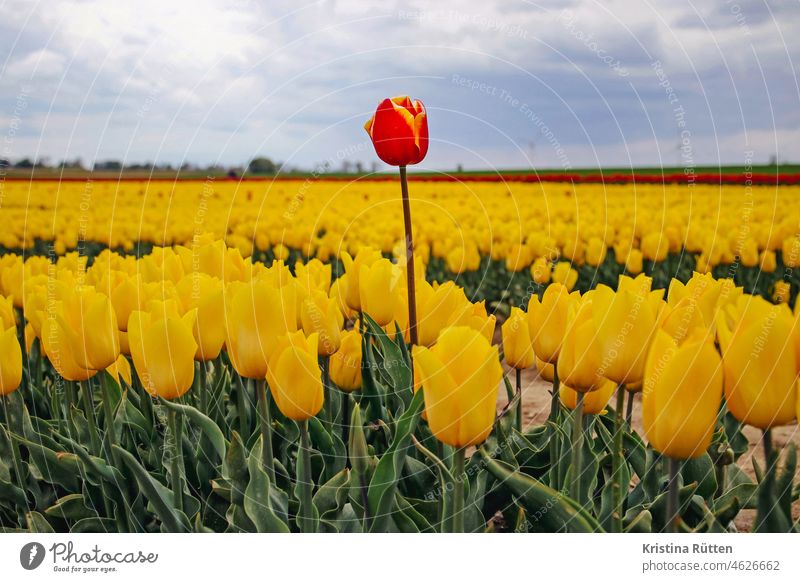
[313,468,351,525]
[479,447,602,532]
[45,494,97,520]
[160,399,226,461]
[367,388,425,532]
[112,444,189,533]
[624,509,653,532]
[243,437,290,533]
[26,511,54,533]
[681,453,717,501]
[70,517,116,533]
[776,443,797,524]
[12,434,80,490]
[223,431,249,507]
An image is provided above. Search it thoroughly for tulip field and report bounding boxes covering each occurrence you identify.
[0,172,799,534]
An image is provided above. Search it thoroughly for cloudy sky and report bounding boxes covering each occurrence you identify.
[1,0,798,171]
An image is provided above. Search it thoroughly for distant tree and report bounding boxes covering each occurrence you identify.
[60,158,85,169]
[768,154,778,166]
[457,163,464,173]
[0,158,9,168]
[14,158,35,168]
[247,157,278,174]
[94,160,123,171]
[355,161,364,174]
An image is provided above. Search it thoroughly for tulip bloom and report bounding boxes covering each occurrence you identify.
[535,357,555,382]
[177,274,226,362]
[225,280,297,379]
[300,289,343,356]
[412,327,502,448]
[364,96,428,166]
[717,297,797,429]
[642,329,723,459]
[329,328,362,392]
[0,326,22,395]
[341,248,382,312]
[585,237,607,267]
[551,261,578,290]
[501,307,534,369]
[128,307,197,400]
[359,258,401,327]
[592,275,664,385]
[557,299,604,392]
[530,257,551,285]
[46,286,121,374]
[560,379,615,415]
[527,283,574,364]
[267,331,324,421]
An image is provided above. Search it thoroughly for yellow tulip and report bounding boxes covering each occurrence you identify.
[107,354,133,387]
[557,299,604,392]
[738,239,759,268]
[0,295,16,330]
[341,247,382,311]
[50,286,120,372]
[592,275,663,385]
[782,236,800,268]
[359,258,400,326]
[412,327,502,448]
[128,308,197,400]
[560,379,615,415]
[640,232,669,262]
[329,328,362,392]
[501,307,533,369]
[716,296,797,429]
[267,331,324,421]
[535,357,554,382]
[527,283,574,364]
[41,318,98,382]
[0,326,23,395]
[445,242,480,274]
[505,244,532,272]
[625,249,643,275]
[329,275,356,320]
[551,261,578,290]
[643,328,723,459]
[772,281,791,304]
[111,274,142,332]
[225,280,297,379]
[760,250,776,273]
[585,237,607,267]
[530,257,551,285]
[658,296,707,343]
[295,259,332,294]
[406,280,465,347]
[300,289,343,356]
[176,274,226,361]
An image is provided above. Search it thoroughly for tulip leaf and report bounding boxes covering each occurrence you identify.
[243,437,290,533]
[681,453,717,502]
[308,416,346,481]
[12,434,81,490]
[160,398,226,462]
[624,509,653,532]
[363,314,412,410]
[367,388,425,532]
[478,447,602,532]
[112,444,189,533]
[393,493,434,532]
[70,517,117,533]
[45,494,96,520]
[411,435,454,532]
[26,511,54,533]
[0,476,26,506]
[313,468,351,523]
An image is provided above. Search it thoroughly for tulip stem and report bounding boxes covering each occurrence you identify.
[757,428,778,531]
[197,362,207,415]
[666,457,681,533]
[167,407,184,514]
[2,395,28,519]
[320,355,331,431]
[569,391,585,502]
[256,379,276,483]
[341,392,350,452]
[100,373,118,451]
[548,366,560,489]
[514,367,523,432]
[611,384,626,533]
[236,374,249,437]
[79,380,102,457]
[298,419,315,533]
[453,447,466,533]
[625,389,635,426]
[398,165,418,347]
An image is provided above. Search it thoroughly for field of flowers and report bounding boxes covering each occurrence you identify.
[0,169,797,534]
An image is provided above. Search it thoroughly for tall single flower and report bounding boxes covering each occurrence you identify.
[364,96,428,166]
